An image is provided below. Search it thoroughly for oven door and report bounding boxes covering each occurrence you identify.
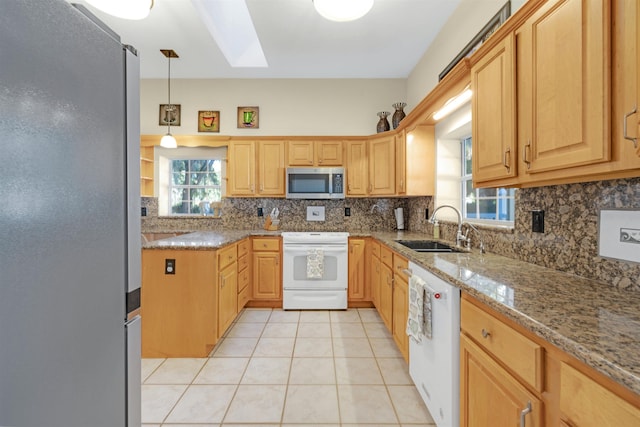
[283,244,348,290]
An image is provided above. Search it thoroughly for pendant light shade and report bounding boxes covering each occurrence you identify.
[160,133,177,148]
[160,49,179,148]
[313,0,374,22]
[86,0,154,20]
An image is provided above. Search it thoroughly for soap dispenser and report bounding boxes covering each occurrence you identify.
[433,220,440,239]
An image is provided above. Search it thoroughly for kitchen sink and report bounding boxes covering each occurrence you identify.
[395,240,455,252]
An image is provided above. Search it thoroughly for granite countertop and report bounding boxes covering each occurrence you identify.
[143,230,640,396]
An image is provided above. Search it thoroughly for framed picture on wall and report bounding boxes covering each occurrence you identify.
[159,104,181,126]
[198,110,220,132]
[237,106,259,128]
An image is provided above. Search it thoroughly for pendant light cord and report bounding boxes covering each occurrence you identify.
[167,55,172,134]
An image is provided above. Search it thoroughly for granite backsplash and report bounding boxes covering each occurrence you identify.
[142,177,640,290]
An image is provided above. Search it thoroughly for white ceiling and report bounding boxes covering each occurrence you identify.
[69,0,462,79]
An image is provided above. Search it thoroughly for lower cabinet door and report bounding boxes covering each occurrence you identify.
[460,334,542,427]
[218,262,238,337]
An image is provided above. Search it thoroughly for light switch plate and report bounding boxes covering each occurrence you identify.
[598,209,640,263]
[307,206,325,221]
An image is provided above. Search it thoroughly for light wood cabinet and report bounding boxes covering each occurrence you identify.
[379,261,393,332]
[369,240,381,308]
[237,238,250,312]
[461,298,543,391]
[368,135,395,195]
[517,0,611,175]
[141,249,217,358]
[287,140,343,166]
[251,237,281,301]
[471,34,517,184]
[397,125,436,196]
[217,242,240,338]
[228,141,256,195]
[257,140,285,196]
[460,295,544,427]
[470,0,638,188]
[637,0,640,158]
[228,140,284,196]
[559,362,640,426]
[345,140,368,196]
[140,146,154,197]
[347,238,367,302]
[460,334,543,427]
[391,254,409,362]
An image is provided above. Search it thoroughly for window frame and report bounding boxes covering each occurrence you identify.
[168,158,223,215]
[461,136,515,226]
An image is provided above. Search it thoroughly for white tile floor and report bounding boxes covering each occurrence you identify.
[141,308,436,427]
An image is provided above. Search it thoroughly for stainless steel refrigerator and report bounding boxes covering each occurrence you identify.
[0,1,141,426]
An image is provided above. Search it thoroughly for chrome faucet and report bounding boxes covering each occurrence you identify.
[370,204,382,214]
[462,222,486,253]
[429,204,465,247]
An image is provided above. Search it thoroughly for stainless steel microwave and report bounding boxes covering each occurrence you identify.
[285,167,345,199]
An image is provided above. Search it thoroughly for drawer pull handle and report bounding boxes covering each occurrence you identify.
[520,401,532,427]
[481,328,491,338]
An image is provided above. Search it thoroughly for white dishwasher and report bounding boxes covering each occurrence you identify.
[408,261,461,427]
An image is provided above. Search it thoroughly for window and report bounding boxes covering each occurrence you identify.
[461,137,515,223]
[169,159,222,215]
[155,146,227,216]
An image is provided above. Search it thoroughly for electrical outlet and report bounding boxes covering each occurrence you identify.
[345,207,351,217]
[165,259,176,274]
[257,207,264,217]
[532,210,545,233]
[425,208,429,220]
[141,207,147,217]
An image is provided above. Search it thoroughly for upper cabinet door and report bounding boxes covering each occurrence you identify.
[316,140,343,166]
[228,141,256,196]
[368,136,395,195]
[345,140,368,196]
[258,141,285,196]
[287,140,315,166]
[519,0,611,173]
[472,34,517,184]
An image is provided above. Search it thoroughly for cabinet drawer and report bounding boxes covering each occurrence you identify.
[252,238,280,252]
[380,245,393,268]
[371,240,381,258]
[461,298,543,391]
[238,253,250,272]
[560,362,640,426]
[218,244,237,270]
[238,268,250,292]
[237,283,250,312]
[238,238,250,257]
[393,254,408,279]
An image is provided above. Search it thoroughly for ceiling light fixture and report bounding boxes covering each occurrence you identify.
[313,0,374,22]
[85,0,154,20]
[160,49,178,149]
[433,87,473,121]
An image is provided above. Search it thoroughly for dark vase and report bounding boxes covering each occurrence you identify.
[392,102,406,129]
[376,111,390,133]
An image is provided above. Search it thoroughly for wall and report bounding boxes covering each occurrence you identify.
[406,0,525,108]
[142,79,406,136]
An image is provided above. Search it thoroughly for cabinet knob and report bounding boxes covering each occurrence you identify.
[481,328,491,338]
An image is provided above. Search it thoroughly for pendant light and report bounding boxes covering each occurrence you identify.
[86,0,154,20]
[160,49,178,149]
[313,0,374,22]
